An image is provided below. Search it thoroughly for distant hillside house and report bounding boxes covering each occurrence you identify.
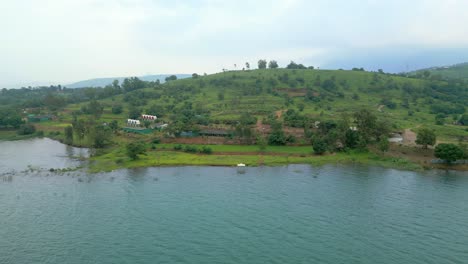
[127,119,141,127]
[141,114,157,121]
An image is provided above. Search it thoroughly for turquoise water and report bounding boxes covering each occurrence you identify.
[1,139,468,263]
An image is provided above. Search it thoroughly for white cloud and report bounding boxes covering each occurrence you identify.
[0,0,467,87]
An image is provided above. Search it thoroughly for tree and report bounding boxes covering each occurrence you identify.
[344,129,360,149]
[268,60,279,69]
[165,75,177,82]
[245,62,250,70]
[268,121,286,145]
[354,109,377,142]
[313,137,327,155]
[258,59,267,69]
[126,141,146,160]
[459,114,468,125]
[64,126,73,145]
[416,128,436,149]
[192,73,199,79]
[122,77,145,92]
[17,124,36,135]
[128,106,141,119]
[87,100,104,118]
[112,79,120,90]
[435,144,464,163]
[109,120,119,132]
[72,119,87,145]
[286,61,306,69]
[112,104,123,114]
[90,125,113,148]
[378,137,389,153]
[257,136,267,152]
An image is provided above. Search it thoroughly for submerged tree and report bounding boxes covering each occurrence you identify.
[64,125,73,145]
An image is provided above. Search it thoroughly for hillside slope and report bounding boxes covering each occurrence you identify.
[411,62,468,81]
[66,68,467,141]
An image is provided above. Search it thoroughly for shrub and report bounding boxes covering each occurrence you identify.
[313,137,328,155]
[17,124,36,135]
[126,141,146,160]
[435,144,464,163]
[184,145,198,153]
[173,144,183,151]
[201,146,213,154]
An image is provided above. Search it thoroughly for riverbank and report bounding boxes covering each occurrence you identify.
[1,135,465,173]
[88,143,423,173]
[0,130,42,141]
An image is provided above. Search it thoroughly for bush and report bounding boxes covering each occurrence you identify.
[313,137,328,155]
[111,105,123,114]
[435,144,464,163]
[126,141,146,160]
[152,138,161,144]
[201,146,213,154]
[173,144,183,151]
[17,124,36,135]
[184,145,198,153]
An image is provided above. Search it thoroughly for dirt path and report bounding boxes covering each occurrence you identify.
[275,109,284,119]
[402,128,417,145]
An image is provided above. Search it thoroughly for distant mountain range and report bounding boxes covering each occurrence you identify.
[66,74,191,88]
[410,62,468,81]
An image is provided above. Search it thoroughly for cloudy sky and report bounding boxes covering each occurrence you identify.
[2,0,468,88]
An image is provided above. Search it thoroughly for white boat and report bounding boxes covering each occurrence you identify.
[237,163,246,174]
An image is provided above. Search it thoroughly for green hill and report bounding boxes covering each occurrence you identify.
[4,68,467,170]
[64,68,467,141]
[411,62,468,81]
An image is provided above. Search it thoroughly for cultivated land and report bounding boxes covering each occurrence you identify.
[2,67,467,171]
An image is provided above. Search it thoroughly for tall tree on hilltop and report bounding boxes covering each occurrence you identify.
[258,59,267,69]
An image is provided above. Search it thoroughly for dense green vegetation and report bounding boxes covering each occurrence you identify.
[1,65,467,169]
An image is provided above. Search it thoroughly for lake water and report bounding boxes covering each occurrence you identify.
[1,139,468,264]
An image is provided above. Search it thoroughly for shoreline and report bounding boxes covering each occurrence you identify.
[1,135,466,173]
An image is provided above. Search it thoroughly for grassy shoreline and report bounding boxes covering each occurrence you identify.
[88,144,423,173]
[2,133,464,173]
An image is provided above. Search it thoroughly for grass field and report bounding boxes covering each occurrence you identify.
[89,147,421,173]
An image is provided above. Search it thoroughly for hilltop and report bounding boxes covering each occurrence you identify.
[66,74,191,88]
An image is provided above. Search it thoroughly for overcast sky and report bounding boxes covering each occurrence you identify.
[2,0,468,88]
